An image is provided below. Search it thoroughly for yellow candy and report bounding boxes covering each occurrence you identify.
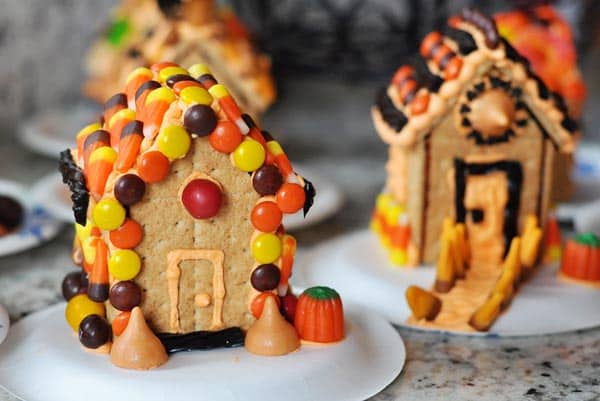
[188,64,211,78]
[126,67,153,83]
[252,233,282,263]
[157,125,191,159]
[180,86,213,105]
[75,220,94,242]
[159,66,189,83]
[208,84,230,99]
[89,146,117,164]
[82,236,97,265]
[108,108,135,129]
[65,294,105,331]
[390,249,408,266]
[93,198,126,230]
[232,139,265,172]
[145,87,176,105]
[266,140,284,156]
[76,122,102,140]
[108,249,142,280]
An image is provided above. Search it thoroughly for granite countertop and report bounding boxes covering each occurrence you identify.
[0,78,599,400]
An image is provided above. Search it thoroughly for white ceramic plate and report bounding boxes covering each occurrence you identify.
[0,302,405,401]
[33,166,343,231]
[293,229,600,337]
[20,103,100,159]
[0,180,63,257]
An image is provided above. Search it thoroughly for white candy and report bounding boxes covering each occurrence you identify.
[0,304,9,344]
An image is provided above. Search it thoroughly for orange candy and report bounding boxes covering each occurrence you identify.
[209,121,243,153]
[137,151,170,183]
[251,292,280,319]
[276,183,306,214]
[294,287,344,343]
[112,311,131,336]
[251,201,282,232]
[109,219,143,249]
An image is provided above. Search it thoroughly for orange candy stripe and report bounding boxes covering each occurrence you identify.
[112,311,131,336]
[251,292,280,319]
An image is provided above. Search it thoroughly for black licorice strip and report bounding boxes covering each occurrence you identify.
[303,177,316,217]
[157,327,245,354]
[58,149,89,225]
[375,87,408,132]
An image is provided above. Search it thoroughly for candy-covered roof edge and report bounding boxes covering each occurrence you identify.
[372,8,578,153]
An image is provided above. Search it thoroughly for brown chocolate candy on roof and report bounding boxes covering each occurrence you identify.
[252,165,283,196]
[184,104,217,137]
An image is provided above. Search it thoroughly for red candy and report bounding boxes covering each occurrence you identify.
[109,219,143,249]
[137,151,170,183]
[208,121,243,153]
[251,201,282,232]
[181,179,222,219]
[276,183,306,214]
[280,293,298,323]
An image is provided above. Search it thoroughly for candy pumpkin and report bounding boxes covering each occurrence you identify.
[294,286,344,343]
[560,233,600,282]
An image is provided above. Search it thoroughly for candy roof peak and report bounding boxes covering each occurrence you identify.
[372,8,577,152]
[60,61,314,227]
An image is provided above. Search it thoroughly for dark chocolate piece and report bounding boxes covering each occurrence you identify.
[303,176,316,217]
[183,104,218,137]
[252,165,283,196]
[135,80,161,100]
[79,315,111,349]
[0,195,23,230]
[109,280,142,311]
[443,26,477,55]
[62,271,86,301]
[58,149,89,225]
[251,264,281,291]
[114,174,146,206]
[375,87,408,132]
[158,327,245,353]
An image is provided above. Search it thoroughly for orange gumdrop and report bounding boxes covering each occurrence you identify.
[138,151,170,183]
[251,202,283,232]
[112,311,131,336]
[251,293,280,319]
[276,183,306,214]
[110,219,143,249]
[209,121,243,153]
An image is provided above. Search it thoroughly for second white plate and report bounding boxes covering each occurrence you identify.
[293,229,600,337]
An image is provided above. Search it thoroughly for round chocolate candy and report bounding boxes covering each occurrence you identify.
[0,195,24,230]
[184,104,217,137]
[250,264,281,291]
[109,280,142,311]
[114,174,146,206]
[252,165,283,196]
[78,314,111,349]
[62,271,86,301]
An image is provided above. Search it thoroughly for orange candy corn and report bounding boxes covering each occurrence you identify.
[88,239,109,302]
[116,120,143,173]
[83,130,110,171]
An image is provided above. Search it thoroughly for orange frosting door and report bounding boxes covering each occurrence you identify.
[463,172,509,265]
[166,249,226,333]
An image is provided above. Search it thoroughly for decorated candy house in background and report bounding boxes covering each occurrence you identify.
[60,62,343,369]
[371,8,577,267]
[84,0,275,116]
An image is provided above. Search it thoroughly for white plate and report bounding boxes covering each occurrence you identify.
[293,229,600,337]
[0,180,63,257]
[33,167,343,231]
[0,302,405,401]
[20,103,100,159]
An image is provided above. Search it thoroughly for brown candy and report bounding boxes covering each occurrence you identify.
[62,271,86,301]
[252,165,283,196]
[110,281,142,311]
[114,174,146,206]
[405,286,441,321]
[184,104,217,137]
[79,314,111,349]
[251,264,281,291]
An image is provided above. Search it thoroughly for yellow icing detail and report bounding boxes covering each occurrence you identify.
[76,122,102,139]
[188,63,211,78]
[266,141,284,156]
[145,87,176,106]
[208,84,229,99]
[180,86,213,105]
[159,66,189,83]
[89,146,117,164]
[108,108,135,129]
[125,67,153,84]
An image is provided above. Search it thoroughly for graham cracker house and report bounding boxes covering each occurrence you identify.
[371,8,577,266]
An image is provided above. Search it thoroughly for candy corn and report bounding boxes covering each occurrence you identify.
[83,130,110,171]
[87,146,117,199]
[108,108,136,147]
[116,120,143,173]
[278,234,296,296]
[208,84,249,134]
[124,67,153,108]
[142,87,176,139]
[103,93,128,125]
[88,239,109,302]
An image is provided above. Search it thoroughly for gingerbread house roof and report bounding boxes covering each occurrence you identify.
[372,8,578,152]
